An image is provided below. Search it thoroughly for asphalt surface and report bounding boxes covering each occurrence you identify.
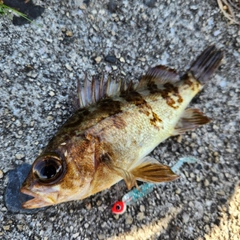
[0,0,239,239]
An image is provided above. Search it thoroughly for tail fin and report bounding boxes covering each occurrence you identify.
[189,45,224,84]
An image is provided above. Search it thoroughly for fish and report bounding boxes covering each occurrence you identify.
[20,46,224,209]
[112,156,198,214]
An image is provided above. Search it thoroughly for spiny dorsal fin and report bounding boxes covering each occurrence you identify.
[77,74,138,108]
[136,65,180,91]
[77,65,180,108]
[77,75,126,108]
[173,108,211,135]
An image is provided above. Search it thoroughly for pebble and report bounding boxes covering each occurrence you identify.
[125,215,133,225]
[65,63,73,71]
[3,226,10,231]
[189,5,198,10]
[65,30,73,37]
[98,234,105,240]
[212,176,218,182]
[15,153,25,160]
[204,179,210,187]
[182,212,189,223]
[95,56,102,63]
[79,4,87,10]
[175,188,181,194]
[17,225,23,231]
[190,172,195,178]
[138,57,146,62]
[105,55,117,63]
[120,57,125,63]
[49,91,55,97]
[137,212,144,221]
[46,116,54,121]
[0,170,3,179]
[140,205,145,212]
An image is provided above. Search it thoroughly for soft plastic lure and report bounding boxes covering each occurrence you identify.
[112,156,198,214]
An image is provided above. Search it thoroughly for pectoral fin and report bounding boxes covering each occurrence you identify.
[104,155,178,190]
[173,108,211,135]
[130,156,179,183]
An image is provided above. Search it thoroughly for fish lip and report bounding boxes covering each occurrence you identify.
[20,187,53,209]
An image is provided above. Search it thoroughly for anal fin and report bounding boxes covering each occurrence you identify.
[173,108,211,135]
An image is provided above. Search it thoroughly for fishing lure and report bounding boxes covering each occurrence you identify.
[112,156,198,214]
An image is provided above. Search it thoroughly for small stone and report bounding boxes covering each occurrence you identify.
[144,0,156,8]
[17,225,23,231]
[49,91,55,97]
[95,56,102,63]
[137,212,144,221]
[182,213,189,223]
[3,225,10,231]
[175,188,181,194]
[85,202,92,210]
[138,57,146,62]
[66,30,73,37]
[46,116,53,121]
[2,207,7,211]
[189,5,198,10]
[65,63,73,71]
[105,55,117,63]
[212,176,218,182]
[120,57,125,63]
[190,172,195,178]
[177,135,182,143]
[0,170,3,179]
[125,215,133,225]
[84,223,89,228]
[204,224,210,233]
[72,233,79,238]
[112,65,118,70]
[140,205,145,212]
[108,0,118,13]
[98,234,105,240]
[79,4,87,10]
[196,175,201,182]
[204,179,210,187]
[15,153,25,160]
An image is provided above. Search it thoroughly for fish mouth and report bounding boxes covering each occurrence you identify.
[20,187,54,209]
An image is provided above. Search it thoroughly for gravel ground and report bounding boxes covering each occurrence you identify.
[0,0,239,239]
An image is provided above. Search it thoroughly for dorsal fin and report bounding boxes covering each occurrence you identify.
[77,74,138,108]
[77,65,180,108]
[136,65,180,91]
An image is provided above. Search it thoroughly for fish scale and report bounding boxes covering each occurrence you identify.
[20,46,223,209]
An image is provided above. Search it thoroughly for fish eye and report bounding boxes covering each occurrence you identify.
[33,155,64,184]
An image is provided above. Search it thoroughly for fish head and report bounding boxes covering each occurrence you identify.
[21,146,95,209]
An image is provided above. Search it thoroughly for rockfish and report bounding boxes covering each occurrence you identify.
[21,46,223,209]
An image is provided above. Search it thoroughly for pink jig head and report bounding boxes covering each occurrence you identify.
[111,201,126,214]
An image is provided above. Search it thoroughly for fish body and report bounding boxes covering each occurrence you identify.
[21,46,223,209]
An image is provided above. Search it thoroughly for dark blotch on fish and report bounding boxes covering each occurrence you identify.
[122,91,147,106]
[97,99,122,115]
[4,164,45,213]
